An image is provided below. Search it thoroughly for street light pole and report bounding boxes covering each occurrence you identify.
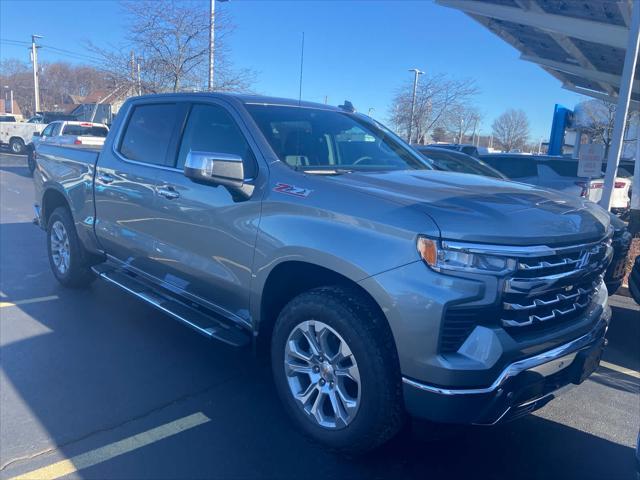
[30,34,42,113]
[407,68,424,144]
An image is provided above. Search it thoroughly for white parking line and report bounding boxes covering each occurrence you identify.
[0,296,59,308]
[599,360,640,379]
[9,412,211,480]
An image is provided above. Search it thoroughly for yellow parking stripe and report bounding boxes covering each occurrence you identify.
[0,295,59,308]
[599,360,640,379]
[9,412,210,480]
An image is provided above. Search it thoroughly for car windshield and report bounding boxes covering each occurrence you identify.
[246,104,431,172]
[420,149,503,178]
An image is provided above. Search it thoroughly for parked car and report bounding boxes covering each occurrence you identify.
[603,214,632,295]
[480,154,631,217]
[416,146,506,179]
[421,149,630,296]
[0,115,47,154]
[34,93,613,453]
[29,121,109,173]
[428,143,482,158]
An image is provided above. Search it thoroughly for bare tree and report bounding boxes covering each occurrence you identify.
[89,0,254,94]
[579,99,638,158]
[441,105,481,144]
[491,109,530,152]
[389,74,479,144]
[0,59,114,116]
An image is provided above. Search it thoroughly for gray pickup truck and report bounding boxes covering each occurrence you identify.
[33,93,613,453]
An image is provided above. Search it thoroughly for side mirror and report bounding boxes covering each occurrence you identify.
[32,132,41,137]
[184,151,253,198]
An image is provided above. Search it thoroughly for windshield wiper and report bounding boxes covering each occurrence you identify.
[294,165,354,174]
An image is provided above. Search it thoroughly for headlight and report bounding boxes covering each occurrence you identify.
[417,236,517,274]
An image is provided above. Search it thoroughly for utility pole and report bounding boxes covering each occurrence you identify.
[30,34,42,114]
[600,1,640,210]
[208,0,215,91]
[137,62,142,96]
[407,68,424,144]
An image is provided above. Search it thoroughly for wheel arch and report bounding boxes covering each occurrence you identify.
[255,259,394,357]
[41,187,72,227]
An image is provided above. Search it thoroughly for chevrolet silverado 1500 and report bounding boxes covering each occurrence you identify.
[33,93,613,452]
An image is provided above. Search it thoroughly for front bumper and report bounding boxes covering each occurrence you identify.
[402,310,610,424]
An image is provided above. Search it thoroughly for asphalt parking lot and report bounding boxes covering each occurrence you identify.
[1,150,639,479]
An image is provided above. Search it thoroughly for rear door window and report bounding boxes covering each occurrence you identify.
[119,103,183,167]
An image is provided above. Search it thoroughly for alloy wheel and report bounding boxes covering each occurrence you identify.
[50,220,71,275]
[284,320,361,429]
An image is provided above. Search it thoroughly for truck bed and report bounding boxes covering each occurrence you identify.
[33,143,103,251]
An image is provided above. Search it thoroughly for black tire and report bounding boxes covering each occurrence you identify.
[271,286,404,453]
[27,148,36,175]
[46,207,95,288]
[9,137,25,155]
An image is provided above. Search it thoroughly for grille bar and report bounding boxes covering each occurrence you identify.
[501,240,611,331]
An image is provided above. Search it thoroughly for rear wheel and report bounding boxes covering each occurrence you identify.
[271,286,404,453]
[46,207,95,288]
[9,137,25,154]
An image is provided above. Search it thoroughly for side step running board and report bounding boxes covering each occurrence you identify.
[92,265,251,347]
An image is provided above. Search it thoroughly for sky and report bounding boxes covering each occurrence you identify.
[0,0,586,140]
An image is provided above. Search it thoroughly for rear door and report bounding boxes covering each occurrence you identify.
[137,101,263,323]
[93,101,189,275]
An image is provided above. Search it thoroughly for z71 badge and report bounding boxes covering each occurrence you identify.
[273,183,312,198]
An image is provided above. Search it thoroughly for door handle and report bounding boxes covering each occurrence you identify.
[97,172,115,184]
[156,186,180,200]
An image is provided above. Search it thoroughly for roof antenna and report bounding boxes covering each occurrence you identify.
[298,32,305,105]
[338,100,355,113]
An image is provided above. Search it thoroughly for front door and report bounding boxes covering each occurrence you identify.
[133,101,263,325]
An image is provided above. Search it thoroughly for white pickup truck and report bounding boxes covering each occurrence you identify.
[0,116,47,154]
[28,121,109,173]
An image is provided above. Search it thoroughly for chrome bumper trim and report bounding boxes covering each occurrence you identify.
[402,318,607,396]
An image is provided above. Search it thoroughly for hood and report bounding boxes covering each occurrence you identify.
[329,170,610,246]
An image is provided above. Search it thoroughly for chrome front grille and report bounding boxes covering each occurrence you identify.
[501,240,611,332]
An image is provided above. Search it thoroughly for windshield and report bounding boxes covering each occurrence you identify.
[420,149,503,178]
[246,105,430,172]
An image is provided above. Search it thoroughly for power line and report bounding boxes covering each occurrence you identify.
[0,38,103,64]
[40,44,103,63]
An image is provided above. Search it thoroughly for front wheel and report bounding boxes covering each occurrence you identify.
[46,207,95,288]
[271,286,404,453]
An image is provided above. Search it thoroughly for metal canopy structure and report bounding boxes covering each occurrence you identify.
[438,0,640,223]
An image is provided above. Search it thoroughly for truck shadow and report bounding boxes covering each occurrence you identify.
[1,219,637,479]
[0,164,32,178]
